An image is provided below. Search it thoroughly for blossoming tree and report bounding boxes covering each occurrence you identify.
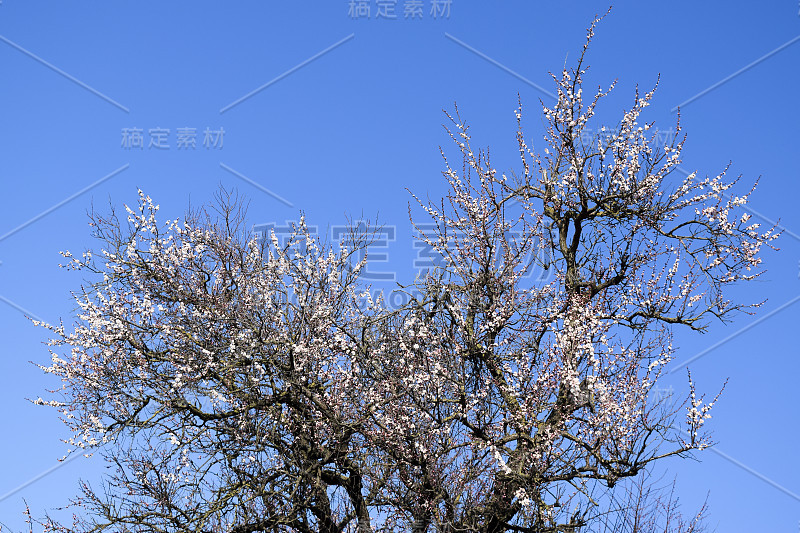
[31,17,777,533]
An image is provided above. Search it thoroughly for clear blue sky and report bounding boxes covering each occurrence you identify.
[1,1,798,531]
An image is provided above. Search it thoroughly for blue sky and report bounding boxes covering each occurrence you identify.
[0,1,798,531]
